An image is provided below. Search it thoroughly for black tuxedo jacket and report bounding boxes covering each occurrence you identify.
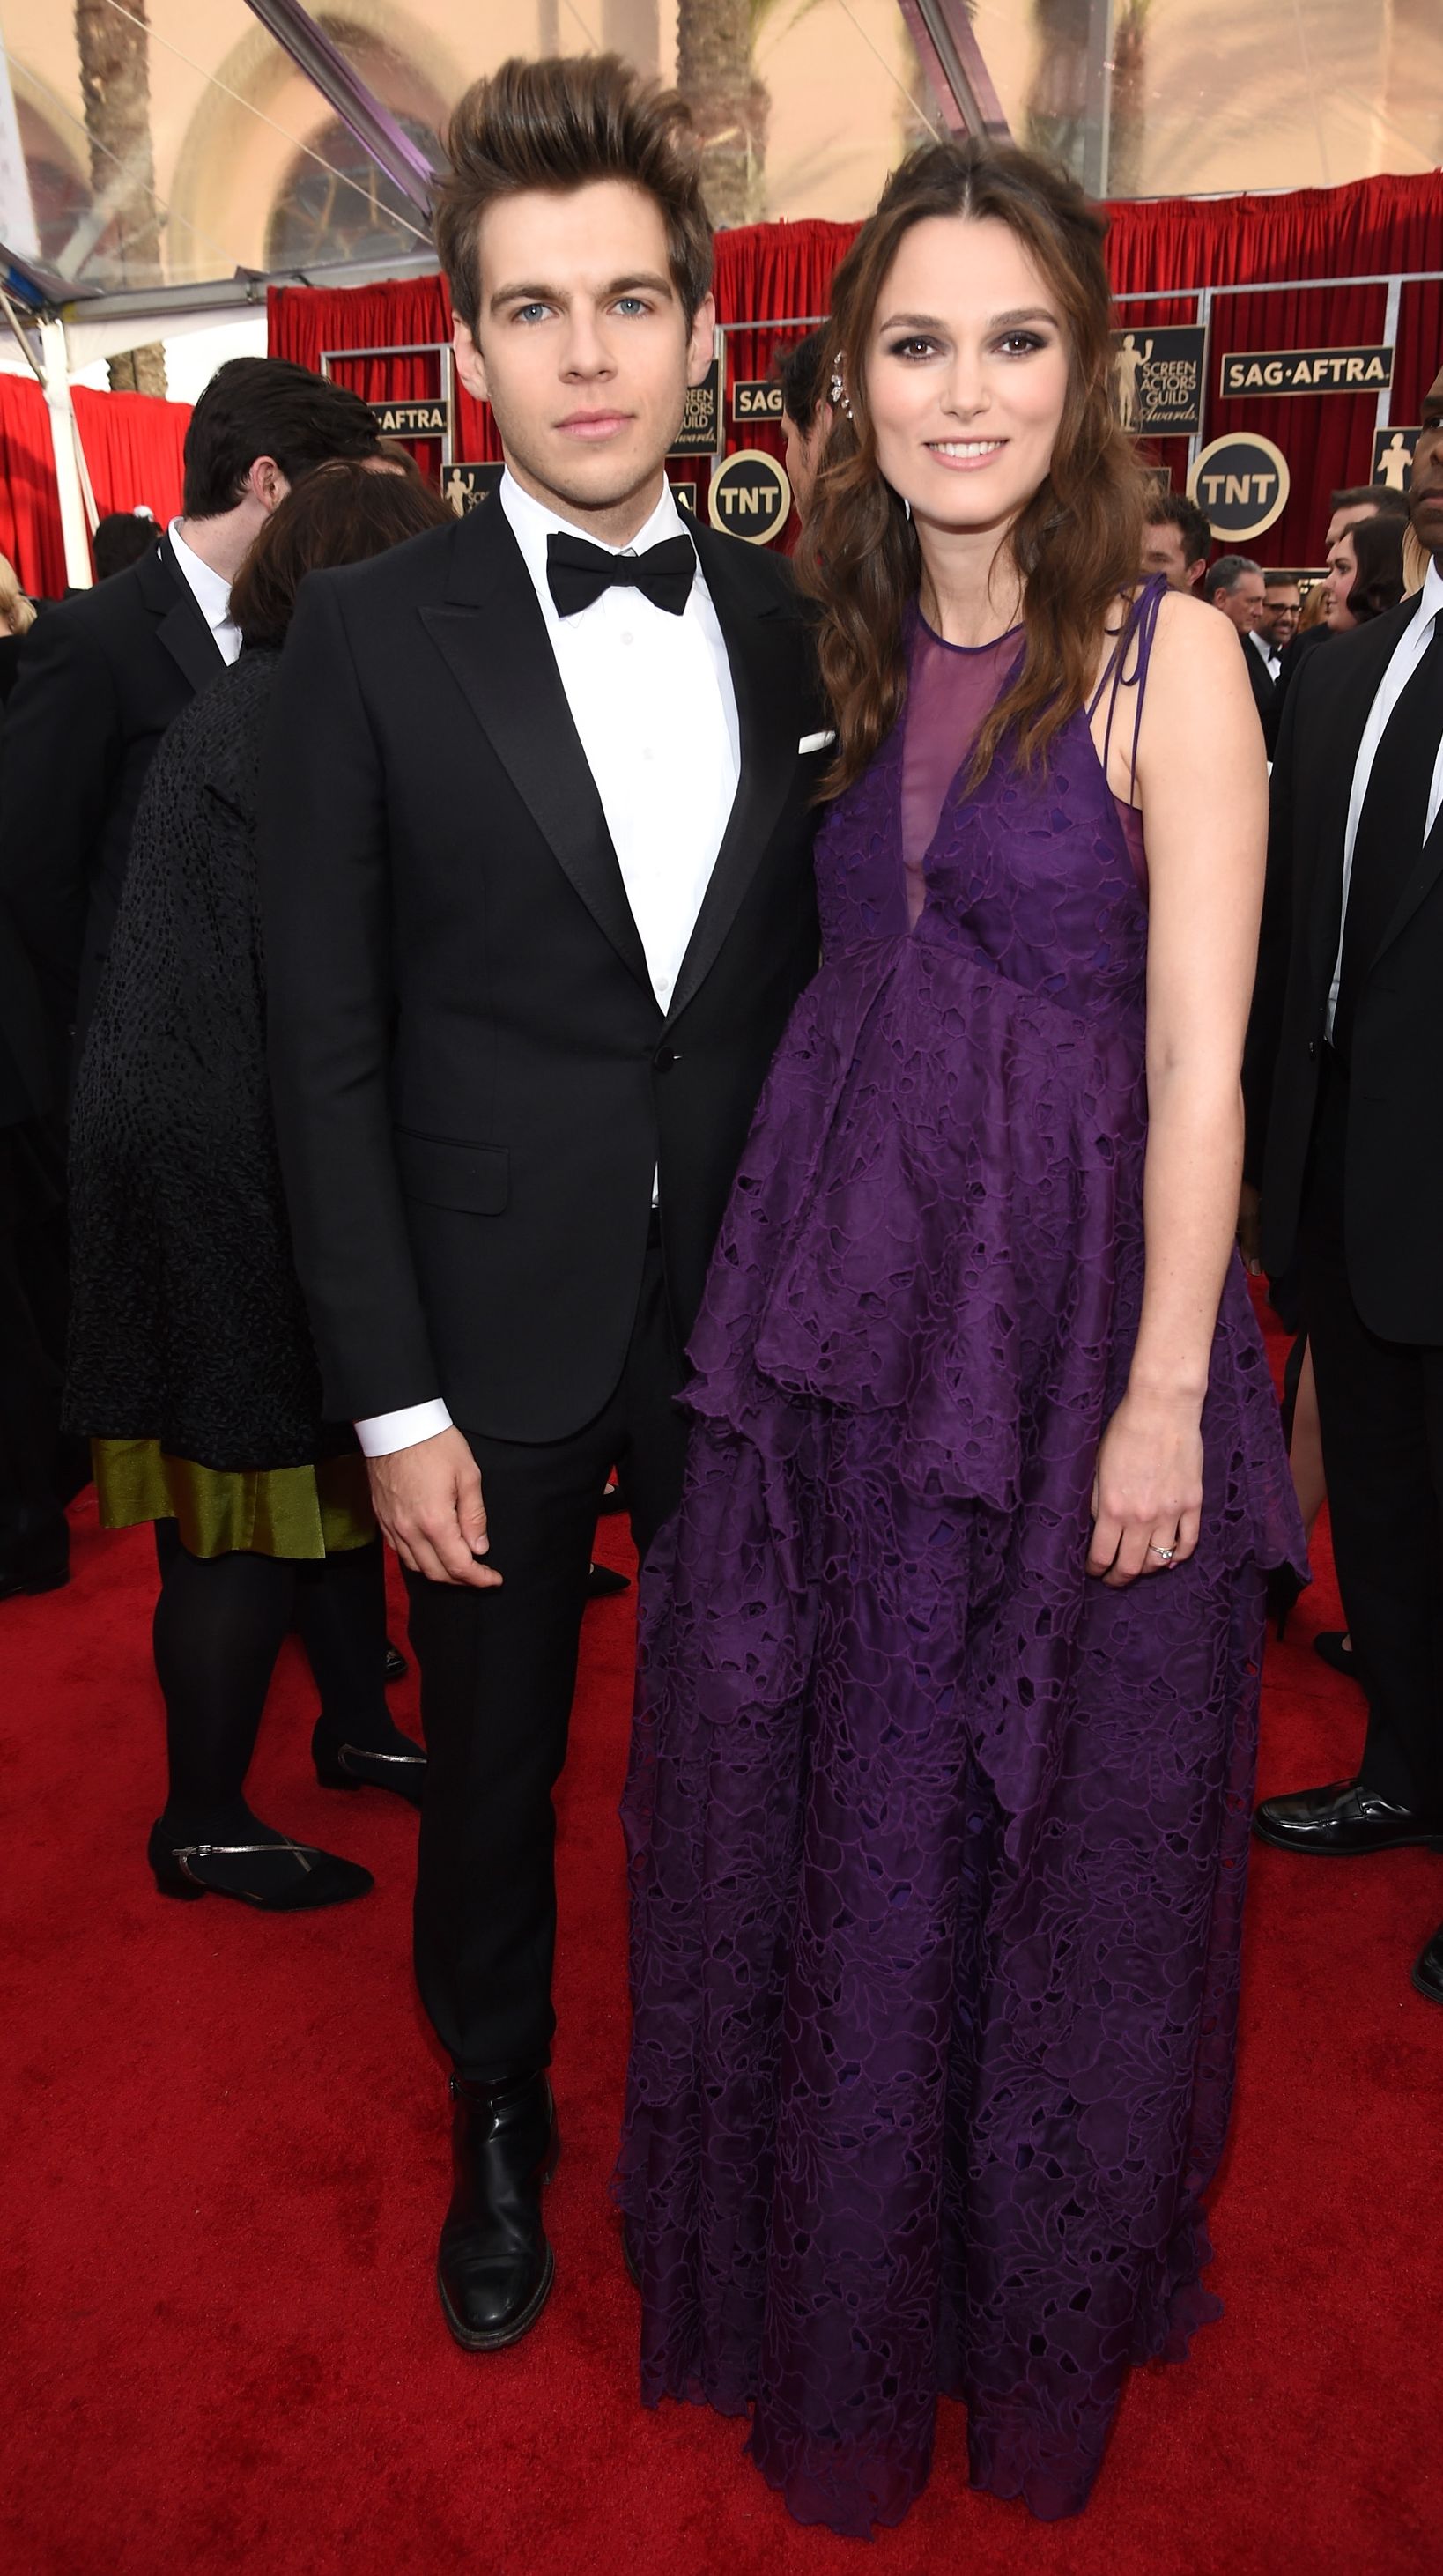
[1248,594,1443,1340]
[0,535,224,1069]
[1240,629,1278,745]
[258,500,824,1443]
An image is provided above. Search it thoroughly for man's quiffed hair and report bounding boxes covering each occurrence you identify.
[1143,485,1210,573]
[434,54,714,337]
[182,358,380,519]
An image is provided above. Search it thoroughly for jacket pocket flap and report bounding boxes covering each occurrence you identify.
[394,1130,509,1214]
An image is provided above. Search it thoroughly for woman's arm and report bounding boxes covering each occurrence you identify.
[1086,588,1269,1586]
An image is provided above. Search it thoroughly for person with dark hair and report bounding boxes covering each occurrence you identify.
[1140,485,1210,592]
[1321,507,1406,632]
[1247,359,1443,2010]
[1257,569,1302,670]
[0,355,380,1071]
[258,54,822,2354]
[91,512,160,583]
[770,324,832,517]
[64,461,452,1912]
[619,137,1302,2534]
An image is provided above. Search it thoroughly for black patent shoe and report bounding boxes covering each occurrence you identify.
[585,1559,631,1602]
[1252,1779,1443,1857]
[1411,1924,1443,2008]
[147,1819,373,1909]
[1313,1630,1358,1681]
[437,2070,559,2352]
[384,1638,408,1684]
[312,1714,426,1807]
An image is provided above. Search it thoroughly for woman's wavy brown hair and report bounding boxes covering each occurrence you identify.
[799,139,1145,796]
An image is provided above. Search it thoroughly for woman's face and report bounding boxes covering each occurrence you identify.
[1322,529,1358,631]
[862,214,1072,540]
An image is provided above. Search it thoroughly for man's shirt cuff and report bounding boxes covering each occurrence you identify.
[354,1399,454,1457]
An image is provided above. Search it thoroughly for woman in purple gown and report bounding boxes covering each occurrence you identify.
[618,140,1305,2536]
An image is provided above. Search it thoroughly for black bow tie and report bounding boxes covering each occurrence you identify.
[546,529,696,619]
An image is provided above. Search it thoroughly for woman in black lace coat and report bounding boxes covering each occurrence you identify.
[67,462,452,1908]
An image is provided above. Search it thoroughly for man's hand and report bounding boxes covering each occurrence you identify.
[366,1427,501,1588]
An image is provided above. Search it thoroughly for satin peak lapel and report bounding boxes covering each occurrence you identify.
[418,507,651,994]
[666,526,800,1026]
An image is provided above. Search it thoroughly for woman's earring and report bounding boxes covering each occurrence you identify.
[903,497,912,520]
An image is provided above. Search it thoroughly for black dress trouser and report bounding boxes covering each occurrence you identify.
[405,1229,689,2078]
[1299,1055,1443,1815]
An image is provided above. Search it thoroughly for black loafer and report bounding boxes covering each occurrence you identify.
[384,1638,408,1684]
[1313,1631,1358,1681]
[148,1820,373,1909]
[312,1715,426,1807]
[1411,1925,1443,2007]
[437,2070,559,2352]
[1253,1779,1443,1857]
[585,1560,631,1602]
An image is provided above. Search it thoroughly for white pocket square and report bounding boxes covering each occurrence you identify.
[798,729,836,753]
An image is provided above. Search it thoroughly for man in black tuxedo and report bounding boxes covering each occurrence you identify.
[258,56,823,2350]
[0,358,380,1076]
[1204,554,1276,737]
[1249,363,1443,2008]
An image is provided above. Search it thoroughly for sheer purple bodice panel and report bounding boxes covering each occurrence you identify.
[618,581,1305,2537]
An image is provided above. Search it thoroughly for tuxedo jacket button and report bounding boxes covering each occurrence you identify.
[655,1047,679,1071]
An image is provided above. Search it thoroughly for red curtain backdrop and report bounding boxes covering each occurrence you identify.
[270,172,1443,566]
[0,372,190,599]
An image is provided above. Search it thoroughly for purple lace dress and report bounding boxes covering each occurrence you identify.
[618,588,1306,2536]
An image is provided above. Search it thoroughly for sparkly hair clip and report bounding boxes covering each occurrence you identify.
[828,355,853,419]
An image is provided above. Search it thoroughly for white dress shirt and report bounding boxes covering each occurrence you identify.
[1326,557,1443,1037]
[357,469,741,1461]
[166,517,241,666]
[1249,626,1282,683]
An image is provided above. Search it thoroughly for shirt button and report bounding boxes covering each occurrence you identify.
[620,631,633,645]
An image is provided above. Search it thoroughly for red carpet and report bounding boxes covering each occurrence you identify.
[4,1313,1441,2575]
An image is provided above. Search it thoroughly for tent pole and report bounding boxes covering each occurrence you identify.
[38,319,95,589]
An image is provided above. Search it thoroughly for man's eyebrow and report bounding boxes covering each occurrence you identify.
[488,270,676,312]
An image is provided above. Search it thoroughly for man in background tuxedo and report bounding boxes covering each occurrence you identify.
[259,56,823,2352]
[0,358,380,1077]
[1249,362,1443,2009]
[1204,554,1276,736]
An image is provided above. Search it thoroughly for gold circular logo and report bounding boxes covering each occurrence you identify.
[1188,433,1291,542]
[707,448,792,545]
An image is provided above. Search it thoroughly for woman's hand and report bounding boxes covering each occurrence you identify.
[1086,1390,1203,1587]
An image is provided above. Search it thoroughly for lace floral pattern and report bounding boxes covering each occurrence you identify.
[618,594,1306,2535]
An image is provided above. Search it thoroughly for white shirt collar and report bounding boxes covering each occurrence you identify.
[498,469,688,608]
[1415,553,1443,629]
[167,516,234,634]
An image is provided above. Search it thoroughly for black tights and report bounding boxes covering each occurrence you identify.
[152,1527,404,1838]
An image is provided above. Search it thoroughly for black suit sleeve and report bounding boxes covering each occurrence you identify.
[1241,663,1303,1188]
[257,574,442,1424]
[0,605,120,1057]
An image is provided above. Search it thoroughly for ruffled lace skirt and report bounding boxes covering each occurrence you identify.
[618,935,1305,2535]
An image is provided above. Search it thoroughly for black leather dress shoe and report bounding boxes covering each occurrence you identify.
[1411,1924,1443,2007]
[585,1559,631,1602]
[1253,1779,1443,1857]
[384,1638,408,1684]
[437,2070,559,2351]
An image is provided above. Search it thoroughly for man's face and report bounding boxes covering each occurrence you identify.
[1408,365,1443,562]
[1142,519,1195,590]
[453,180,714,535]
[1215,569,1266,633]
[1259,581,1300,647]
[1323,497,1377,558]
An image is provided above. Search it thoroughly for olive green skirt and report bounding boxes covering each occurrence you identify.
[92,1438,374,1560]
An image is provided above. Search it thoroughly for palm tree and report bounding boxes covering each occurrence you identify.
[74,0,166,394]
[1025,0,1149,196]
[677,0,772,226]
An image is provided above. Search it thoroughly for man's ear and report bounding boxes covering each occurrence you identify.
[454,319,489,407]
[246,455,288,515]
[686,292,716,389]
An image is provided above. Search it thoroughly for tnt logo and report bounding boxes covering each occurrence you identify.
[707,448,792,545]
[1188,433,1291,543]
